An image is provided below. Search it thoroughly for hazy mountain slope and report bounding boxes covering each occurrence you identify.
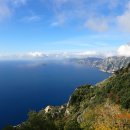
[98,56,130,73]
[3,63,130,130]
[72,56,130,73]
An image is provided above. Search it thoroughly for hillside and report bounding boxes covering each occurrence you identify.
[4,63,130,130]
[98,56,130,73]
[72,56,130,73]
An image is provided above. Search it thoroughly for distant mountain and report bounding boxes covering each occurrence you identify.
[70,57,103,67]
[71,56,130,73]
[4,62,130,130]
[97,56,130,73]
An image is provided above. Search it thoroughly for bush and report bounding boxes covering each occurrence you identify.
[3,126,15,130]
[64,120,81,130]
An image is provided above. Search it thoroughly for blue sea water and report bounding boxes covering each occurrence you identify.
[0,60,111,129]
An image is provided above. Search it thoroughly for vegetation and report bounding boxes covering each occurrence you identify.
[3,64,130,130]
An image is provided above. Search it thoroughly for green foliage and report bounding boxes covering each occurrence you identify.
[3,125,15,130]
[80,109,95,130]
[5,111,58,130]
[55,120,65,130]
[25,111,57,130]
[70,85,91,106]
[104,68,130,109]
[64,120,81,130]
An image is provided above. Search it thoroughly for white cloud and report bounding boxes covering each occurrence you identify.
[1,0,130,34]
[0,0,27,21]
[117,43,130,57]
[48,51,98,59]
[0,48,128,60]
[0,51,97,60]
[76,51,97,56]
[51,22,59,27]
[117,1,130,32]
[0,51,47,60]
[22,15,41,22]
[42,0,129,32]
[51,13,66,26]
[28,52,45,58]
[85,17,109,32]
[12,0,27,6]
[0,0,11,21]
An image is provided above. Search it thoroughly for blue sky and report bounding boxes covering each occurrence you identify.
[0,0,130,58]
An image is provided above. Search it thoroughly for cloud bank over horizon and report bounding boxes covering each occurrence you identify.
[0,42,130,60]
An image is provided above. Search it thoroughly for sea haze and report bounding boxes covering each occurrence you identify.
[0,60,111,129]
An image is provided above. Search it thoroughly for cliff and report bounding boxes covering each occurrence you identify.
[72,56,130,73]
[98,56,130,73]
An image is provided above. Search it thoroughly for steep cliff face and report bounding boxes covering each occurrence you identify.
[97,56,130,73]
[72,56,130,73]
[4,64,130,130]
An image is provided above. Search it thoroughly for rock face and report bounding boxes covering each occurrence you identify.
[44,106,54,113]
[97,56,130,73]
[72,56,130,73]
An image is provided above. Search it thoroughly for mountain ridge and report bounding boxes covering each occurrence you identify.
[71,56,130,73]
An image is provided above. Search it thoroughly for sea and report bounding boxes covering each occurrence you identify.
[0,60,111,129]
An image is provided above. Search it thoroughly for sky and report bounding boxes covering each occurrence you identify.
[0,0,130,59]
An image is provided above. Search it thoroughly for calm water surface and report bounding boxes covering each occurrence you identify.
[0,60,111,129]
